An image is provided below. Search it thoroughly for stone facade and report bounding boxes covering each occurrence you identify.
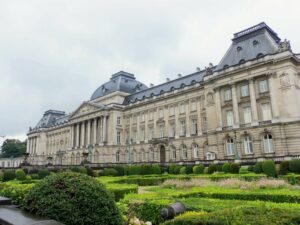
[26,22,300,167]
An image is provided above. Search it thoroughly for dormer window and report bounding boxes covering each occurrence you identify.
[257,53,264,59]
[253,40,259,46]
[237,46,242,52]
[223,65,229,69]
[239,59,246,64]
[160,90,164,95]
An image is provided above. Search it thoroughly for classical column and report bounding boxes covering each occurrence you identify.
[197,97,203,135]
[145,112,148,143]
[76,123,80,148]
[87,120,91,146]
[70,125,74,149]
[249,78,259,125]
[31,137,34,154]
[93,118,97,145]
[268,73,280,121]
[98,117,102,143]
[214,88,223,130]
[27,138,31,154]
[186,102,190,137]
[175,105,179,138]
[81,122,85,148]
[231,84,240,127]
[103,116,107,143]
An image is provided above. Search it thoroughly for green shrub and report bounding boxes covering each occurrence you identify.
[179,167,186,175]
[141,165,152,175]
[168,164,177,174]
[279,161,290,175]
[222,163,231,173]
[15,169,26,181]
[0,171,3,181]
[0,183,34,205]
[207,164,217,174]
[126,165,141,175]
[248,165,254,172]
[217,164,223,172]
[70,167,80,173]
[106,184,138,201]
[151,164,161,174]
[193,165,205,174]
[239,167,249,174]
[114,166,125,176]
[262,160,276,177]
[38,169,50,179]
[22,172,122,225]
[31,174,39,180]
[174,166,182,175]
[254,162,263,174]
[3,170,15,181]
[186,165,194,174]
[103,168,118,176]
[79,167,87,174]
[230,163,240,174]
[289,159,300,173]
[84,167,94,177]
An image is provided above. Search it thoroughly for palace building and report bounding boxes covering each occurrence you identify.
[25,22,300,167]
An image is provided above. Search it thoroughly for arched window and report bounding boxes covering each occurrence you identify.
[193,144,200,158]
[226,138,235,155]
[116,151,120,162]
[182,145,187,159]
[263,134,273,153]
[171,147,176,160]
[244,135,253,154]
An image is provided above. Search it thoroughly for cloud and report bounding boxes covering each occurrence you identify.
[0,0,300,139]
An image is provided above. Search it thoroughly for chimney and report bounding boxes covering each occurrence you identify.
[150,83,154,87]
[166,78,170,82]
[177,74,182,78]
[196,67,201,71]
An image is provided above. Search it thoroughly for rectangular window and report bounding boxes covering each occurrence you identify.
[180,103,186,113]
[169,124,176,137]
[169,106,175,116]
[259,80,268,93]
[226,110,234,126]
[159,125,164,138]
[140,113,145,122]
[140,128,145,141]
[241,85,249,97]
[180,120,186,136]
[117,131,121,144]
[224,89,232,101]
[149,111,154,120]
[133,115,137,123]
[148,127,154,140]
[243,107,252,124]
[132,130,137,142]
[203,117,208,132]
[191,101,197,111]
[191,119,198,135]
[261,103,272,121]
[117,117,121,125]
[159,108,164,118]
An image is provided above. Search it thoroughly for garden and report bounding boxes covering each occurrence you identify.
[1,159,300,224]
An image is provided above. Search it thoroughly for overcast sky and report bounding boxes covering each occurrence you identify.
[1,0,300,145]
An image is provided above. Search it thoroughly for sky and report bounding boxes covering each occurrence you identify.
[1,0,300,146]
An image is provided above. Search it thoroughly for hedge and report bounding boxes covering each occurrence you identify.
[262,160,276,177]
[289,159,300,173]
[254,162,263,174]
[105,183,138,201]
[193,165,205,174]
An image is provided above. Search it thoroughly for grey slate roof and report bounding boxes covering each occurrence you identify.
[216,22,280,71]
[90,71,148,100]
[34,110,69,129]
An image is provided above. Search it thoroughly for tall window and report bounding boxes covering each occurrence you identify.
[191,119,198,135]
[133,115,137,123]
[180,120,186,136]
[140,113,145,122]
[169,124,176,138]
[203,117,208,133]
[159,108,164,118]
[116,151,120,162]
[117,131,121,144]
[224,89,232,101]
[193,144,200,158]
[117,117,121,125]
[148,127,154,140]
[171,148,176,160]
[191,101,197,111]
[180,103,186,113]
[149,111,154,120]
[133,130,137,142]
[182,145,187,159]
[159,125,164,138]
[241,85,249,97]
[226,110,234,126]
[149,149,155,161]
[243,107,252,124]
[169,106,175,116]
[141,150,145,161]
[226,138,235,155]
[140,128,145,141]
[261,103,272,121]
[259,80,268,93]
[263,134,273,153]
[244,135,253,154]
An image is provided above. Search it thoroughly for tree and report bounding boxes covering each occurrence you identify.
[1,139,26,158]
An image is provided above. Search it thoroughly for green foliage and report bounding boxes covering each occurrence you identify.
[207,164,217,174]
[103,168,118,176]
[262,160,276,177]
[169,164,182,175]
[38,169,50,179]
[185,165,194,174]
[70,167,80,173]
[3,170,15,181]
[114,166,125,176]
[254,162,263,174]
[222,163,231,173]
[239,167,249,174]
[141,165,152,175]
[30,174,39,180]
[289,159,300,173]
[0,139,26,158]
[217,164,223,172]
[151,164,162,174]
[85,166,95,177]
[248,165,254,172]
[230,163,240,174]
[179,167,186,175]
[0,183,34,205]
[193,165,205,174]
[22,172,122,225]
[79,166,87,174]
[15,169,26,181]
[126,165,141,175]
[106,183,138,201]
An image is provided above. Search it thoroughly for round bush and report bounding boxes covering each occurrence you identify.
[168,164,177,174]
[38,169,50,179]
[31,174,39,180]
[186,165,194,174]
[279,161,290,175]
[193,165,205,174]
[85,166,95,177]
[239,167,249,174]
[289,159,300,173]
[222,163,231,173]
[103,168,118,176]
[253,162,263,174]
[262,160,276,177]
[79,167,87,174]
[22,172,122,225]
[15,169,26,181]
[230,163,240,174]
[114,166,125,176]
[3,170,15,181]
[207,164,217,174]
[179,167,187,174]
[151,164,161,174]
[173,166,182,175]
[217,164,223,172]
[247,165,254,172]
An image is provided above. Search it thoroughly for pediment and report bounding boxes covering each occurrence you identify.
[70,102,103,119]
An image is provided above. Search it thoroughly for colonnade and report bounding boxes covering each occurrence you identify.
[27,137,37,154]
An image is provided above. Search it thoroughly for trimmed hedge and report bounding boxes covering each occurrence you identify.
[193,165,205,174]
[262,160,276,177]
[279,161,290,175]
[254,162,263,174]
[106,183,138,201]
[15,169,26,181]
[230,163,240,174]
[38,169,50,179]
[179,167,186,175]
[103,168,118,176]
[3,170,15,181]
[289,159,300,173]
[207,164,217,174]
[222,163,231,173]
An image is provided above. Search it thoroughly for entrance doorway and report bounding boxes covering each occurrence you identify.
[160,145,166,163]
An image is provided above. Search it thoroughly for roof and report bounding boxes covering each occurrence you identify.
[90,71,148,100]
[34,110,69,129]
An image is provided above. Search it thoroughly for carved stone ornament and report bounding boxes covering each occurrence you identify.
[277,39,291,52]
[279,73,290,87]
[207,93,214,104]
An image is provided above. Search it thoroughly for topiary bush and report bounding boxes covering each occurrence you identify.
[38,169,50,179]
[151,164,161,174]
[85,166,95,177]
[279,161,290,175]
[222,163,231,173]
[30,174,39,180]
[248,165,254,172]
[239,167,249,174]
[3,170,15,181]
[207,164,217,174]
[22,172,122,225]
[230,163,240,174]
[114,166,125,176]
[103,168,118,176]
[179,167,187,174]
[70,167,80,173]
[217,164,223,172]
[254,162,263,174]
[262,160,276,177]
[79,167,87,174]
[141,165,152,175]
[15,169,26,181]
[193,165,205,174]
[289,159,300,173]
[186,165,194,174]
